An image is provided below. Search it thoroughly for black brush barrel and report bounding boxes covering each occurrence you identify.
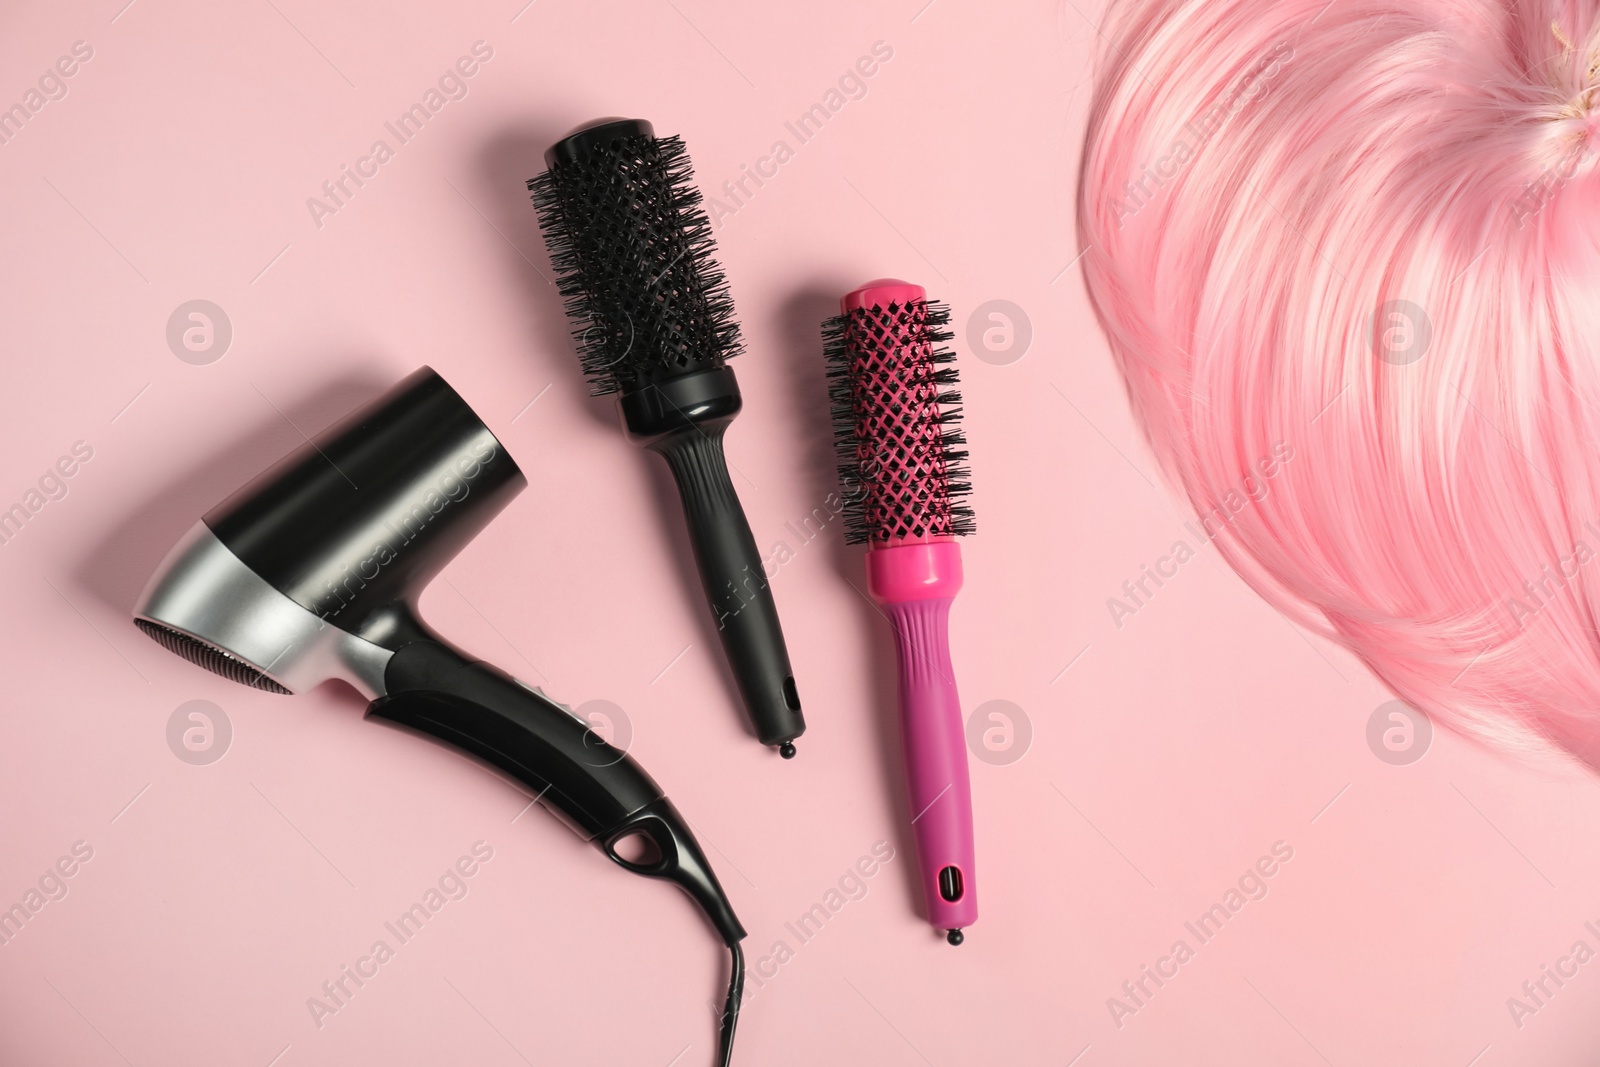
[529,119,744,396]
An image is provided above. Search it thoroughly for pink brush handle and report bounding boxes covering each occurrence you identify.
[866,539,977,940]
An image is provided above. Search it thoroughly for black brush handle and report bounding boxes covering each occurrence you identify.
[653,427,805,750]
[621,367,806,752]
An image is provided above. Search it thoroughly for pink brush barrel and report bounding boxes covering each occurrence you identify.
[831,279,978,943]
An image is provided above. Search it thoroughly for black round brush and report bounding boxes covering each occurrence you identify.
[529,117,806,756]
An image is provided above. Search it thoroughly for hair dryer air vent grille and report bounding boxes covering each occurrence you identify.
[134,618,291,694]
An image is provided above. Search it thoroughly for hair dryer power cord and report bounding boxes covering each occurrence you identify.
[716,940,745,1067]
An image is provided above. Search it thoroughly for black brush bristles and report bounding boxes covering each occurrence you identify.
[822,299,975,546]
[529,130,744,396]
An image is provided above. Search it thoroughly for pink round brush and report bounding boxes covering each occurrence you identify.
[823,279,978,944]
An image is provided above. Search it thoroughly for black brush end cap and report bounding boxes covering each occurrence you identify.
[545,118,655,168]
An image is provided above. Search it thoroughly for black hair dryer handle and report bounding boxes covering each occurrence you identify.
[366,638,745,946]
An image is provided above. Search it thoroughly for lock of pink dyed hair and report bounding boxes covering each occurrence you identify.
[1079,0,1600,765]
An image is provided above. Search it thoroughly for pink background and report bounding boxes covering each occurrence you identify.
[1,0,1597,1064]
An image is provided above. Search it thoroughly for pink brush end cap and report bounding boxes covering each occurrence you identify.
[842,279,927,314]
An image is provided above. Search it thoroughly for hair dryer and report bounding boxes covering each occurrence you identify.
[133,367,747,1065]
